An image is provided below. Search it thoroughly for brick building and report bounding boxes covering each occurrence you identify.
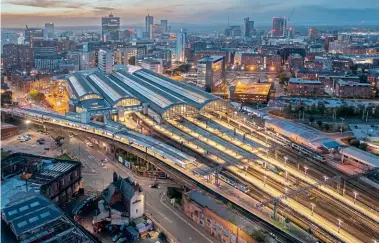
[335,80,373,98]
[183,190,257,243]
[287,78,324,96]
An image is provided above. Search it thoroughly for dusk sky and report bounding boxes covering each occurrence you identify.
[2,0,379,27]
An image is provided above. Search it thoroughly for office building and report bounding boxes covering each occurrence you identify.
[197,56,225,92]
[176,28,187,62]
[102,14,120,41]
[244,17,254,38]
[140,59,162,74]
[98,48,114,74]
[115,47,137,65]
[44,23,54,39]
[161,19,168,32]
[150,24,163,39]
[145,14,154,36]
[272,17,287,37]
[24,26,44,47]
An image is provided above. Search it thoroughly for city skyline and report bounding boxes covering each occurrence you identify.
[2,0,379,27]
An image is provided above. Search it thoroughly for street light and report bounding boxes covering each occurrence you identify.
[353,191,358,204]
[304,166,308,177]
[337,219,343,233]
[284,156,288,167]
[263,175,267,187]
[323,175,328,182]
[311,203,316,216]
[25,120,31,130]
[285,170,288,182]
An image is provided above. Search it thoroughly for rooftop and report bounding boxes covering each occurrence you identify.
[198,56,224,63]
[341,146,379,168]
[233,82,272,95]
[186,190,256,234]
[289,78,321,84]
[1,153,81,209]
[336,79,371,86]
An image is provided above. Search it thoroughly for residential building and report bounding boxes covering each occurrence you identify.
[102,14,120,41]
[2,44,34,72]
[98,48,114,74]
[288,53,304,70]
[243,17,254,38]
[140,59,162,74]
[287,78,324,96]
[335,80,373,98]
[1,192,96,243]
[272,17,287,37]
[176,28,187,62]
[234,52,281,71]
[197,56,225,92]
[44,23,54,39]
[229,82,273,103]
[1,153,83,207]
[183,190,257,243]
[93,176,144,228]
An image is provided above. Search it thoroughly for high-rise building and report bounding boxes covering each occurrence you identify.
[102,14,120,41]
[145,14,154,37]
[150,24,163,39]
[244,17,254,38]
[2,44,34,72]
[98,49,114,74]
[272,17,287,37]
[176,28,187,62]
[24,26,44,47]
[161,19,168,32]
[44,23,54,40]
[197,56,225,93]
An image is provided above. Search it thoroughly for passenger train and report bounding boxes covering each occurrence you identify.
[219,171,250,193]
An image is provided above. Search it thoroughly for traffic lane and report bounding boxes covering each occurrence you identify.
[145,188,214,243]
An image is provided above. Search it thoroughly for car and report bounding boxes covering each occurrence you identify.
[112,232,123,242]
[69,134,74,138]
[86,142,93,147]
[150,183,159,189]
[17,135,25,140]
[73,132,78,136]
[116,237,127,243]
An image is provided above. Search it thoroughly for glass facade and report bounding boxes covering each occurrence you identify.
[115,98,141,107]
[162,104,198,120]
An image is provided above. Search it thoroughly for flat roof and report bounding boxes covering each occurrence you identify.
[234,83,272,95]
[337,80,371,86]
[198,56,224,63]
[341,146,379,168]
[289,78,321,84]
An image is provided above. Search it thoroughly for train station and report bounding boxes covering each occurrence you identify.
[64,66,231,123]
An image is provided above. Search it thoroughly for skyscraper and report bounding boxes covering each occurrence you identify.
[161,20,168,32]
[44,23,54,40]
[24,25,44,47]
[98,49,114,74]
[272,17,287,37]
[102,14,120,41]
[176,28,187,62]
[145,14,154,37]
[243,17,254,38]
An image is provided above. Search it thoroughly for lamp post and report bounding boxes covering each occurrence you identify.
[337,219,343,233]
[311,203,315,216]
[284,156,288,167]
[25,120,31,130]
[353,191,358,204]
[304,166,308,177]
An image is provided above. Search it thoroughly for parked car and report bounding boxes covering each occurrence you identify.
[112,232,124,242]
[86,142,93,147]
[150,183,159,189]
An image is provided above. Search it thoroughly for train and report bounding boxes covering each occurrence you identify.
[219,171,250,193]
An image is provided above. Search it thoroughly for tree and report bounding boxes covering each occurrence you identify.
[317,102,326,116]
[359,142,368,151]
[28,89,45,103]
[324,123,330,131]
[317,120,323,128]
[128,56,136,65]
[309,116,315,123]
[310,103,317,115]
[1,90,13,106]
[251,231,265,242]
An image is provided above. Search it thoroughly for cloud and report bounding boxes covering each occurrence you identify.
[5,0,84,9]
[93,7,115,11]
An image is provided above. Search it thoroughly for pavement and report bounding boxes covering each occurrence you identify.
[47,128,214,243]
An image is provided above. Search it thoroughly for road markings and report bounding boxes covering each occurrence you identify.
[146,202,173,223]
[159,194,214,243]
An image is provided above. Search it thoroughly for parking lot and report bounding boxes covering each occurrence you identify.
[1,129,61,157]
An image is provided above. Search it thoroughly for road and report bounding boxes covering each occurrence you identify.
[47,128,214,243]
